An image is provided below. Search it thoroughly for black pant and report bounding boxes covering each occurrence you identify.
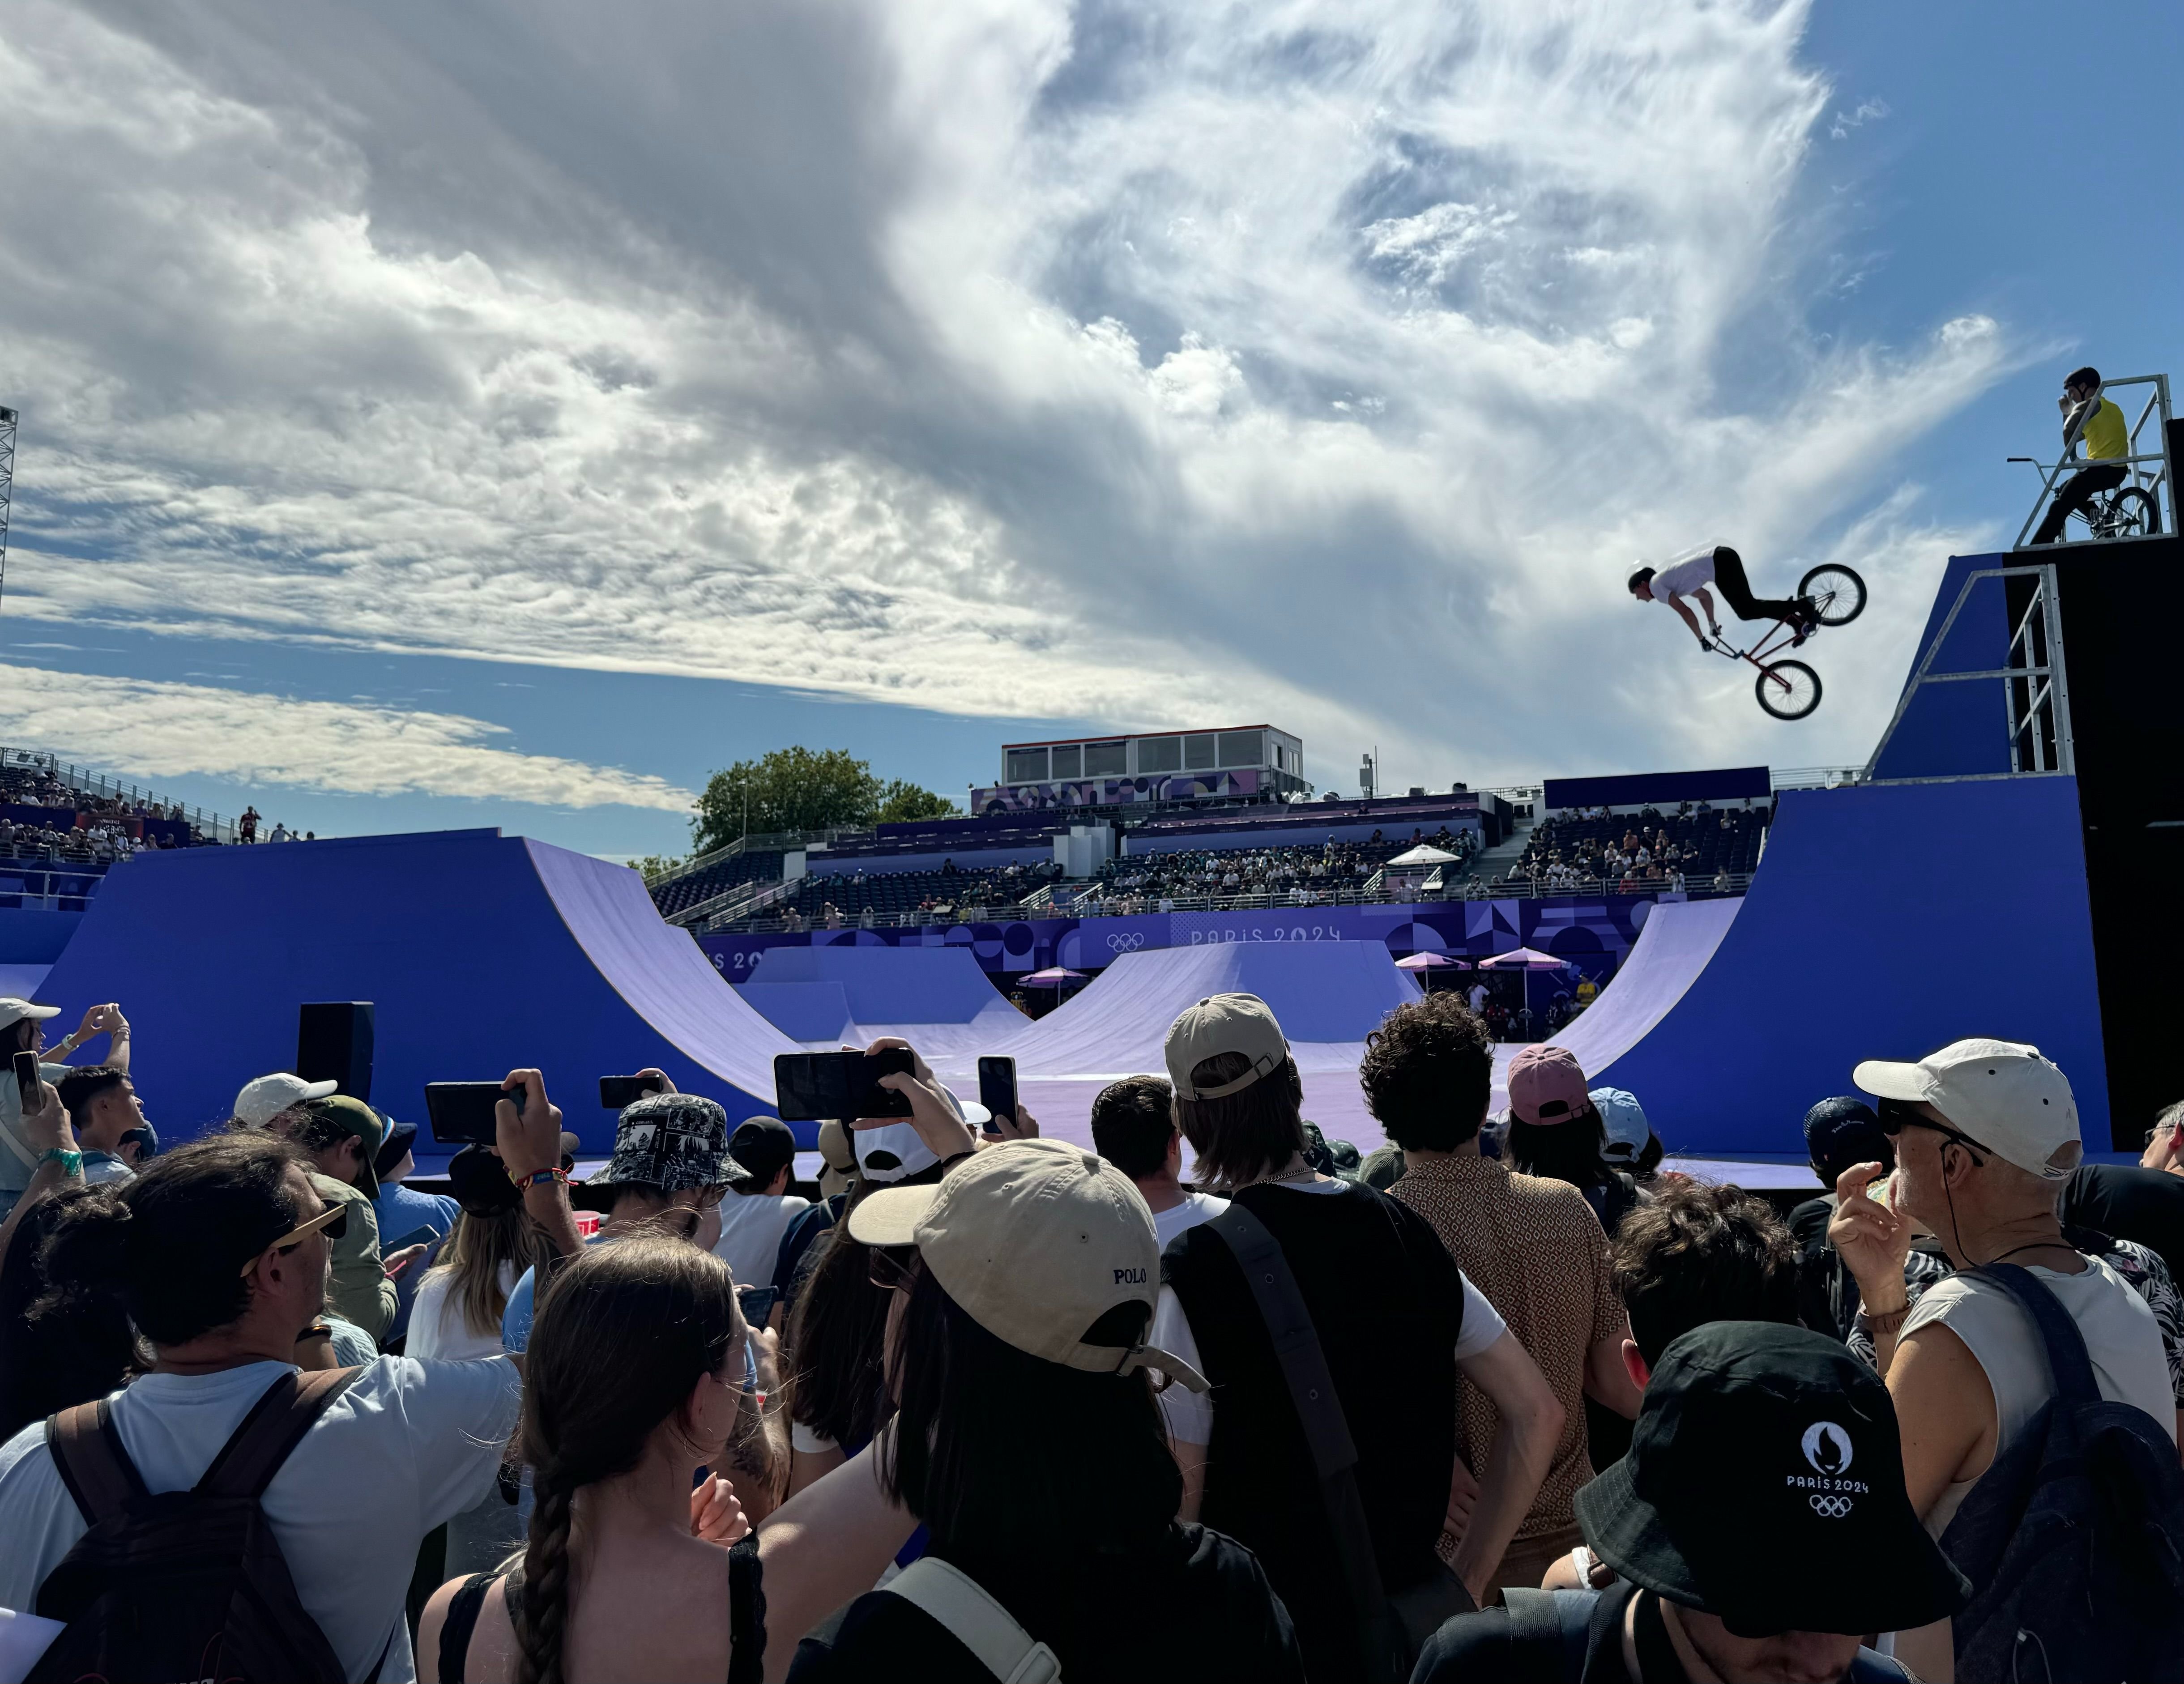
[2031,463,2127,545]
[1709,546,1804,624]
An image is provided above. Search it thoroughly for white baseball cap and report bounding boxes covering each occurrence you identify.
[0,997,60,1034]
[848,1137,1206,1390]
[232,1072,339,1129]
[1852,1038,2081,1181]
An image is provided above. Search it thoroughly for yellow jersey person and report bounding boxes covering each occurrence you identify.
[2030,365,2129,545]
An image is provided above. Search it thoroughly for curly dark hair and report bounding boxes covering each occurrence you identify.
[1611,1179,1799,1366]
[1357,993,1493,1152]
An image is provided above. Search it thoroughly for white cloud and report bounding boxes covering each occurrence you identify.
[0,0,2013,789]
[1830,97,1890,139]
[0,663,695,810]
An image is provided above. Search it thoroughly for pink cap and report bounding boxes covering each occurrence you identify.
[1507,1044,1592,1126]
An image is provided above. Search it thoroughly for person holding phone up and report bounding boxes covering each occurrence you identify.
[0,998,126,1224]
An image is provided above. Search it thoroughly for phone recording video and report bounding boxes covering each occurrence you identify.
[423,1081,523,1146]
[772,1049,915,1123]
[977,1057,1018,1133]
[11,1051,38,1112]
[599,1074,664,1111]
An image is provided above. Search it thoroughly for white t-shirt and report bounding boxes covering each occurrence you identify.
[1152,1191,1229,1249]
[0,1356,521,1683]
[1150,1178,1510,1446]
[1647,545,1718,603]
[1903,1257,2175,1536]
[712,1192,811,1288]
[406,1262,521,1363]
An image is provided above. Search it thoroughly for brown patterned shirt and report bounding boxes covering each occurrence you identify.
[1391,1151,1625,1540]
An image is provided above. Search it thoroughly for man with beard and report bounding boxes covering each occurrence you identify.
[1505,1045,1643,1236]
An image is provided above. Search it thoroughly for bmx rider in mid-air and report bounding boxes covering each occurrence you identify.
[1628,544,1818,649]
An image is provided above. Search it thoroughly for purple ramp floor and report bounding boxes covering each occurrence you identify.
[526,839,798,1103]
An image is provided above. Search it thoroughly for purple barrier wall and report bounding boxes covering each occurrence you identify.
[700,891,1683,988]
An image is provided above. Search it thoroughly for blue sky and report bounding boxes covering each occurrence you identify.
[0,0,2177,859]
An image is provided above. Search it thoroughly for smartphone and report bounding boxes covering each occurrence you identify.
[383,1225,439,1254]
[977,1057,1018,1132]
[771,1049,914,1123]
[11,1051,37,1111]
[599,1074,664,1111]
[422,1081,523,1146]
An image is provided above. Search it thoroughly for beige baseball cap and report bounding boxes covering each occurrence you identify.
[0,997,60,1034]
[1853,1038,2082,1181]
[847,1138,1207,1392]
[232,1072,339,1128]
[1163,993,1289,1100]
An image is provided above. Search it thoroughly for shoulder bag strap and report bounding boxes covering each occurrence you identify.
[1500,1588,1596,1684]
[882,1558,1061,1684]
[1964,1264,2100,1406]
[46,1396,151,1527]
[1204,1201,1399,1671]
[436,1572,500,1684]
[197,1366,364,1498]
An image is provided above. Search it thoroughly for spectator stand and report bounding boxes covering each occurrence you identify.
[0,746,236,847]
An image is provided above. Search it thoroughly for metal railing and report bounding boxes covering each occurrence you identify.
[0,746,236,843]
[675,874,803,934]
[1864,558,2073,783]
[2009,373,2173,550]
[1770,766,1866,790]
[698,871,1745,934]
[0,860,111,911]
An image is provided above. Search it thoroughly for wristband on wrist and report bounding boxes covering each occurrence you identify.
[39,1147,83,1178]
[1861,1301,1911,1336]
[516,1166,569,1191]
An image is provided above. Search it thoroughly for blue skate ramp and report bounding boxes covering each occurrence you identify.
[35,830,801,1154]
[1595,778,2107,1155]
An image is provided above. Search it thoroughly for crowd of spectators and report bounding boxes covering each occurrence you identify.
[0,976,2179,1682]
[2,758,227,853]
[1088,827,1477,913]
[1508,800,1769,895]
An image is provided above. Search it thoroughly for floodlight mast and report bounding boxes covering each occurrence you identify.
[0,406,16,621]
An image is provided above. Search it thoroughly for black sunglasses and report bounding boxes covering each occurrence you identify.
[867,1244,921,1292]
[1876,1097,1987,1164]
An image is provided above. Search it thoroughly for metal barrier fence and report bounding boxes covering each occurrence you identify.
[1,746,237,844]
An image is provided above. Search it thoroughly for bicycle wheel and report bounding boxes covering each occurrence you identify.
[1755,660,1821,720]
[2110,486,2160,538]
[1797,564,1867,626]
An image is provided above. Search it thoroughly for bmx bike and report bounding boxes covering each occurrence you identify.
[2006,457,2162,542]
[1706,563,1868,721]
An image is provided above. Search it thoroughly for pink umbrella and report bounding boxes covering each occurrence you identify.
[1395,951,1471,972]
[1021,967,1087,986]
[1479,946,1570,970]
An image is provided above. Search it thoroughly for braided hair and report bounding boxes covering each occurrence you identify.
[512,1236,743,1684]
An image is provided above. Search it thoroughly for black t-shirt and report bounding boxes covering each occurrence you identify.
[1163,1180,1464,1681]
[786,1524,1301,1684]
[2065,1164,2184,1285]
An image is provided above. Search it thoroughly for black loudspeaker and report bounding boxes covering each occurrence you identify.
[297,1002,375,1103]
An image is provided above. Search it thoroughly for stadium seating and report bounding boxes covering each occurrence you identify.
[647,851,787,919]
[1511,801,1770,890]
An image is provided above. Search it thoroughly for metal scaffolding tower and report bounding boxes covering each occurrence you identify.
[0,406,16,618]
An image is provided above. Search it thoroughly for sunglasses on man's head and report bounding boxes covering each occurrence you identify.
[241,1202,347,1275]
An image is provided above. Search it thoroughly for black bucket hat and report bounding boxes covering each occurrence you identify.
[1574,1321,1970,1638]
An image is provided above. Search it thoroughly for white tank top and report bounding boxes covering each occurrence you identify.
[1902,1257,2175,1536]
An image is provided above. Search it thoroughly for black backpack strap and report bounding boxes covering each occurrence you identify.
[196,1366,363,1499]
[1203,1201,1397,1673]
[1500,1588,1595,1683]
[438,1573,500,1684]
[1964,1264,2100,1407]
[46,1396,151,1528]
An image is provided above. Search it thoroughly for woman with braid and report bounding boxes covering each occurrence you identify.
[418,1235,918,1684]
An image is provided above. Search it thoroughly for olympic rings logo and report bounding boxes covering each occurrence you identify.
[1808,1494,1855,1520]
[1107,932,1146,952]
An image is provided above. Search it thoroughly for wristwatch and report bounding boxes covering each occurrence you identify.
[38,1147,83,1178]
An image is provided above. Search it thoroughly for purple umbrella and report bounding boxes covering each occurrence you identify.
[1395,951,1472,972]
[1021,967,1087,986]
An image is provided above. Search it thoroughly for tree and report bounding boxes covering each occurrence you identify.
[874,779,959,826]
[630,855,683,880]
[691,748,880,854]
